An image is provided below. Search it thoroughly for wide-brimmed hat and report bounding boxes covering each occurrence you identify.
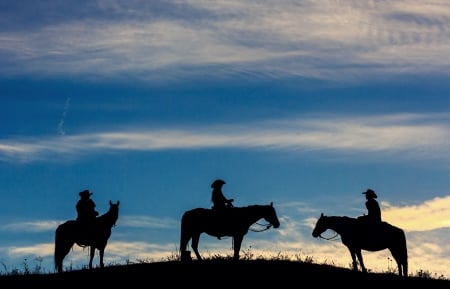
[362,189,377,199]
[211,179,226,188]
[79,189,92,197]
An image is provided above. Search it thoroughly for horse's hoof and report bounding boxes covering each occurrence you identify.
[180,251,192,262]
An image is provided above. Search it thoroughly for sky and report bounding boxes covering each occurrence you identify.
[1,0,450,278]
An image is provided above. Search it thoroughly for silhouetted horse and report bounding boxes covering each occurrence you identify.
[180,203,280,262]
[54,200,120,273]
[312,213,408,276]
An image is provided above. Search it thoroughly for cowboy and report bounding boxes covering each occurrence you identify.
[211,179,234,210]
[357,188,382,235]
[76,189,99,223]
[362,188,381,224]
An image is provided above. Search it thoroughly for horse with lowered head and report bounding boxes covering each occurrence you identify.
[312,213,408,276]
[54,200,120,273]
[180,202,280,262]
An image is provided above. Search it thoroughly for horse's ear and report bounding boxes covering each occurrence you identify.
[117,200,120,206]
[321,212,324,217]
[110,200,112,205]
[270,202,273,207]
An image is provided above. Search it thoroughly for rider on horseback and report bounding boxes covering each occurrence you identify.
[363,189,381,222]
[210,179,234,240]
[358,189,382,232]
[76,189,99,224]
[211,179,234,210]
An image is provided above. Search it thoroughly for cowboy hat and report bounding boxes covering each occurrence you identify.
[362,189,377,199]
[79,189,92,197]
[211,179,226,188]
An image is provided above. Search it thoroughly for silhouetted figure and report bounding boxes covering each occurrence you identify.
[55,200,120,273]
[357,188,382,236]
[180,202,280,262]
[76,189,99,223]
[362,188,381,223]
[211,179,234,210]
[312,213,407,276]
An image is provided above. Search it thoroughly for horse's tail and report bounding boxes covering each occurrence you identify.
[54,224,63,272]
[179,211,188,252]
[179,211,192,262]
[391,226,408,277]
[400,229,408,276]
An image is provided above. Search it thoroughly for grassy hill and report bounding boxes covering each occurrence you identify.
[1,259,449,288]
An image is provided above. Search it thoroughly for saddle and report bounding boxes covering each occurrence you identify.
[356,216,384,237]
[76,219,97,245]
[210,206,236,240]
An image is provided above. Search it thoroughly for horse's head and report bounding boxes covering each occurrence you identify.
[108,200,120,226]
[312,213,327,238]
[264,202,280,229]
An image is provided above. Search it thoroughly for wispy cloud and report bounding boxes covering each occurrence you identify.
[1,1,450,82]
[120,216,178,229]
[1,113,450,164]
[0,220,60,232]
[0,216,178,233]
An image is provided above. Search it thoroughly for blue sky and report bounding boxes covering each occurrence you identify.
[1,0,450,277]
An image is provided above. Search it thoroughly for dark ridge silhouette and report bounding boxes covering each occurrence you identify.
[312,213,408,276]
[180,203,280,261]
[1,260,449,288]
[54,200,120,273]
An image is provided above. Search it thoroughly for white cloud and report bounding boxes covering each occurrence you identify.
[0,220,60,232]
[1,113,450,164]
[2,1,450,81]
[383,195,450,232]
[120,216,178,229]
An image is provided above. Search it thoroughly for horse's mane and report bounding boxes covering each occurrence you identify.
[324,215,358,224]
[323,215,356,219]
[95,201,119,226]
[193,204,270,212]
[324,215,355,220]
[237,204,268,209]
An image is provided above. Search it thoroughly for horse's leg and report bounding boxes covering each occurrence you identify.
[395,258,402,276]
[355,249,367,273]
[179,236,192,262]
[89,246,95,269]
[348,248,359,272]
[191,233,202,261]
[99,247,105,268]
[180,232,189,254]
[232,235,244,261]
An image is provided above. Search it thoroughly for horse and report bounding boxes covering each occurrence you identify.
[54,200,120,273]
[179,202,280,262]
[311,213,408,276]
